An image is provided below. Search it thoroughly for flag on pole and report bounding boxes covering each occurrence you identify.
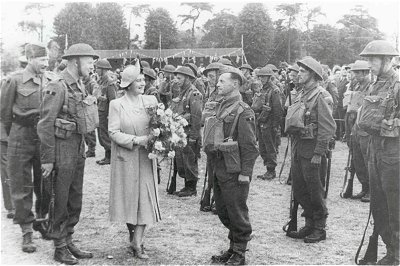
[64,34,68,53]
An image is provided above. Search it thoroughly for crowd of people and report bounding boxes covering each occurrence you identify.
[0,39,399,265]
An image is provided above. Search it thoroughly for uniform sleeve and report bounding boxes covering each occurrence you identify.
[37,82,65,164]
[107,83,117,102]
[314,94,336,155]
[108,100,135,150]
[271,89,283,129]
[237,108,259,177]
[188,90,203,140]
[0,76,17,135]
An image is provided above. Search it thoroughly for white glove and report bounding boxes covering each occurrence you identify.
[135,136,149,147]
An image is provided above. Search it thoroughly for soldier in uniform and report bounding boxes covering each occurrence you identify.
[285,56,336,243]
[185,63,206,97]
[322,65,339,113]
[170,66,203,197]
[359,40,399,265]
[0,43,53,252]
[335,66,349,140]
[205,67,258,265]
[158,64,177,108]
[83,72,99,158]
[143,68,160,102]
[95,58,117,165]
[38,43,98,264]
[239,63,261,107]
[346,60,371,202]
[252,67,283,180]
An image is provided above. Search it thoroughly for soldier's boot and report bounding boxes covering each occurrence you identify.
[178,180,197,197]
[211,249,234,263]
[225,252,246,265]
[351,191,366,199]
[97,150,111,165]
[67,242,93,259]
[265,169,276,180]
[54,246,78,265]
[85,150,95,158]
[287,218,313,239]
[360,192,370,203]
[200,190,211,212]
[173,179,188,196]
[6,209,15,219]
[304,229,326,243]
[22,232,36,253]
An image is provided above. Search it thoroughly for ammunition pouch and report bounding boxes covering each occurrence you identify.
[285,100,306,134]
[218,139,241,173]
[203,116,224,153]
[97,95,108,112]
[258,105,271,123]
[380,118,400,138]
[358,95,386,135]
[202,101,219,125]
[300,123,317,140]
[54,118,76,139]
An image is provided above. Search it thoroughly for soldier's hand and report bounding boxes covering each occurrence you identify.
[311,154,322,167]
[238,174,250,185]
[42,163,54,179]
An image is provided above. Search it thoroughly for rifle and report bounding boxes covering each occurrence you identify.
[324,138,335,199]
[200,167,211,211]
[355,210,378,265]
[283,184,299,234]
[278,137,290,184]
[167,159,177,194]
[340,150,355,198]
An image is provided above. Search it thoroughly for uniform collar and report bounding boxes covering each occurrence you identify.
[302,81,319,98]
[61,69,79,86]
[22,65,39,84]
[219,94,241,111]
[377,68,396,82]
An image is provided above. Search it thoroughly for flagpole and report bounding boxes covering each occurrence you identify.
[159,33,162,69]
[241,34,245,64]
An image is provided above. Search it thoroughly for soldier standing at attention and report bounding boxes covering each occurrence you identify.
[95,58,117,165]
[185,63,206,97]
[285,56,336,243]
[239,63,261,107]
[252,66,283,180]
[359,40,399,265]
[205,67,258,265]
[346,60,371,202]
[0,43,53,252]
[143,68,160,102]
[38,43,99,264]
[83,73,99,158]
[170,66,203,197]
[158,64,177,108]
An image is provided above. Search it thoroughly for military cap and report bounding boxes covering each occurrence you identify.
[120,60,141,88]
[257,66,274,76]
[18,55,28,63]
[297,56,324,80]
[25,42,48,59]
[203,62,223,76]
[219,66,245,84]
[62,43,99,60]
[360,40,399,57]
[218,58,233,66]
[143,68,157,80]
[185,63,198,76]
[162,64,176,73]
[350,60,370,71]
[239,64,253,71]
[95,58,112,69]
[174,66,196,79]
[288,64,300,73]
[266,64,278,72]
[141,61,150,69]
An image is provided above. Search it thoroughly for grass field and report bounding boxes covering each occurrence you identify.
[1,138,385,265]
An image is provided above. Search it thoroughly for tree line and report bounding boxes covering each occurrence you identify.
[18,2,385,68]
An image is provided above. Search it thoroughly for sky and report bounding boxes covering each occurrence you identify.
[0,0,399,54]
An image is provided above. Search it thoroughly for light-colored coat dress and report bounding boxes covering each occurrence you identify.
[108,94,161,225]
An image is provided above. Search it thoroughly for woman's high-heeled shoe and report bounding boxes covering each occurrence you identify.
[132,244,149,259]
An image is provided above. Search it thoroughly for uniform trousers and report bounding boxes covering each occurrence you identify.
[98,111,111,156]
[258,124,278,170]
[1,141,13,211]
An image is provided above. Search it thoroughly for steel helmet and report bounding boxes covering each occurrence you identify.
[174,66,196,79]
[288,64,300,73]
[218,58,233,66]
[95,58,112,69]
[162,64,176,73]
[143,68,157,80]
[203,62,223,76]
[297,56,324,80]
[141,61,150,69]
[219,66,245,85]
[62,43,99,59]
[266,64,278,72]
[351,60,370,71]
[239,64,253,71]
[185,63,198,76]
[360,40,399,57]
[120,60,141,88]
[257,66,274,76]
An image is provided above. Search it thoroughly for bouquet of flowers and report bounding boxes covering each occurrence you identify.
[146,103,188,160]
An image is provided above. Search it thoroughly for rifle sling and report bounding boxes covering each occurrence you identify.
[355,209,372,265]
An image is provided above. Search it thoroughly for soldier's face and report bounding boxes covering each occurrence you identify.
[78,57,95,77]
[176,73,186,87]
[207,71,217,87]
[217,73,236,96]
[131,74,145,95]
[288,71,298,82]
[352,70,368,83]
[259,76,270,85]
[29,56,49,74]
[367,57,387,76]
[298,67,312,84]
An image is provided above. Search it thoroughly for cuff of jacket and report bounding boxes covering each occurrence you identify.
[314,139,328,155]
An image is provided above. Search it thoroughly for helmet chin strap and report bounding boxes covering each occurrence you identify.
[76,58,83,77]
[377,56,389,78]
